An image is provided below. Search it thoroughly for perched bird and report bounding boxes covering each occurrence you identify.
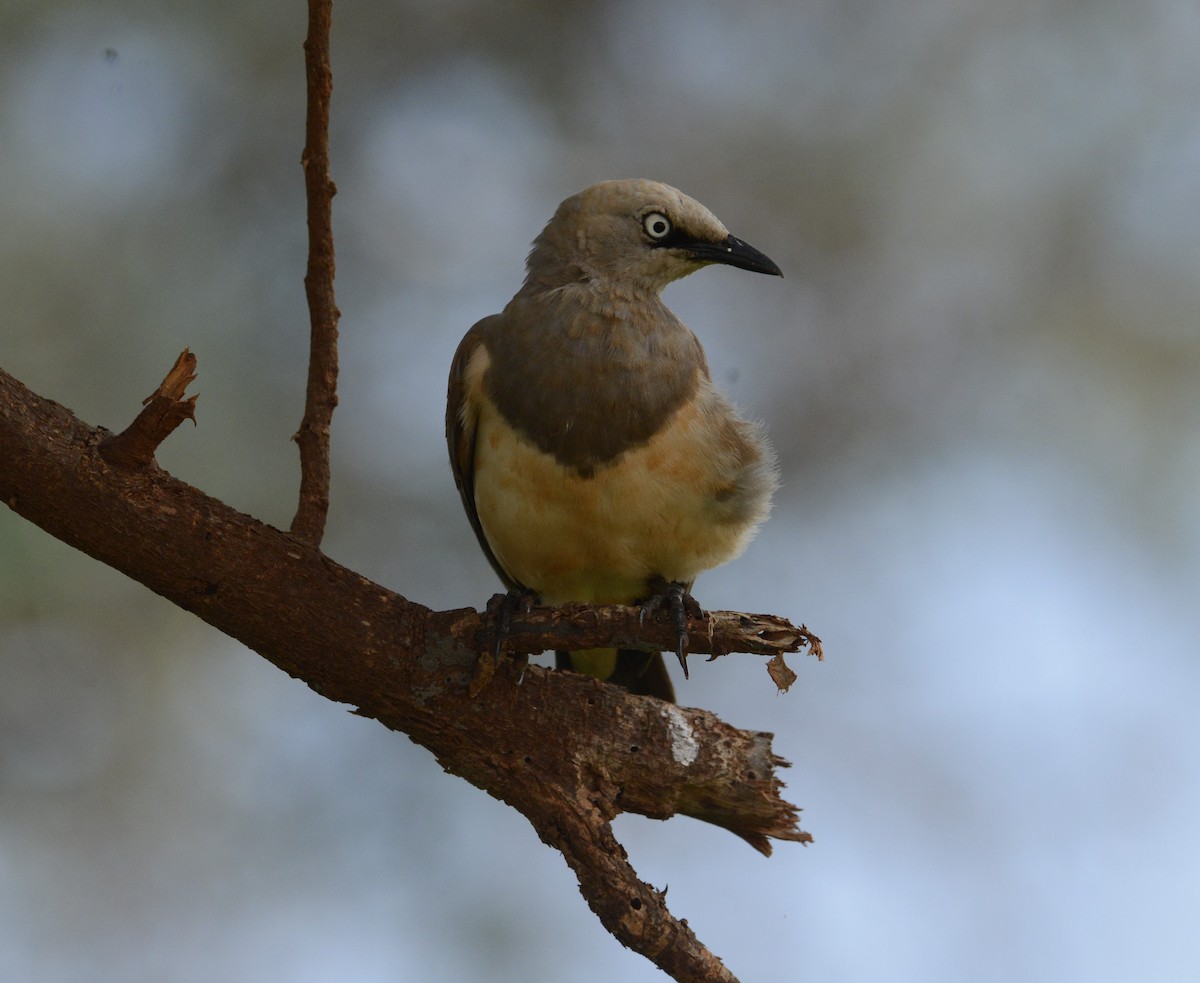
[446,179,781,702]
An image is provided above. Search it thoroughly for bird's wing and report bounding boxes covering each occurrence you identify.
[446,315,523,591]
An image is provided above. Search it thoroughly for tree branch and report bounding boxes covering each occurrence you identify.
[98,349,197,468]
[545,806,742,983]
[1,360,814,981]
[291,0,339,545]
[475,595,821,701]
[491,598,821,675]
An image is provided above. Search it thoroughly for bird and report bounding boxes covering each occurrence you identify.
[446,178,781,702]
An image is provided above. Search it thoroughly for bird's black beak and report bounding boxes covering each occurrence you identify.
[687,234,783,277]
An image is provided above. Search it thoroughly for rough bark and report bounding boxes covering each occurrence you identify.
[0,363,816,982]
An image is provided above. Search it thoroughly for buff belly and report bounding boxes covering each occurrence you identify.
[471,392,763,605]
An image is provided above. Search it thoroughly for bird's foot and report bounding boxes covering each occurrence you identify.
[472,589,536,695]
[486,588,538,659]
[638,578,704,679]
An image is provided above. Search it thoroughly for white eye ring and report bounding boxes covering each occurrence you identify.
[642,212,672,240]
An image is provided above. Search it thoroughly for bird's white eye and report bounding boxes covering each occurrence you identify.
[642,212,672,240]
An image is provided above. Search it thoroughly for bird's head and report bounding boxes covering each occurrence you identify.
[524,179,782,295]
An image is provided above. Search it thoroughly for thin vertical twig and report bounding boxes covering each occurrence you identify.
[291,0,339,545]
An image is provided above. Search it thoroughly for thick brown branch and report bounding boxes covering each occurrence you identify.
[441,599,812,854]
[291,0,339,545]
[98,349,197,468]
[0,365,813,982]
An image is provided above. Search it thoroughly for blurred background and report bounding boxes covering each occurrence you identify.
[3,0,1199,980]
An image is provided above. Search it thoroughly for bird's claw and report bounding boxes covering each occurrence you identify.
[487,588,536,659]
[639,578,703,679]
[473,589,535,695]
